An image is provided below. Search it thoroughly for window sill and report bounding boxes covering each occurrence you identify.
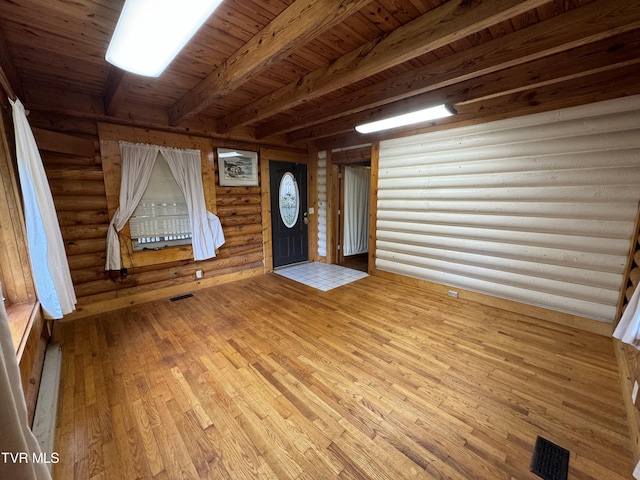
[123,243,194,269]
[6,300,39,361]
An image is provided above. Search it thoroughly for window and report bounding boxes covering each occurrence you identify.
[99,124,223,270]
[129,153,192,251]
[279,171,299,228]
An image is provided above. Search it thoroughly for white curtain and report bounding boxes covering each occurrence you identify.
[105,142,157,270]
[613,286,640,349]
[160,147,225,260]
[343,165,370,256]
[105,142,224,270]
[10,99,76,319]
[0,294,52,480]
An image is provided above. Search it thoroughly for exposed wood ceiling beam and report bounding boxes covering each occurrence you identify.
[167,0,375,126]
[314,63,640,150]
[103,68,136,116]
[331,145,371,165]
[295,57,640,143]
[288,30,640,142]
[261,0,640,139]
[217,0,550,133]
[20,85,277,147]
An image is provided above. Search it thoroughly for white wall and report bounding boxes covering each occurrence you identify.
[317,151,327,258]
[377,95,640,323]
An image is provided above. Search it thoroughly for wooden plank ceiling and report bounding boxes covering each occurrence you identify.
[0,0,639,149]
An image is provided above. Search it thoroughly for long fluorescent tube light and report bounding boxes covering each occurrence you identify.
[355,104,456,134]
[106,0,223,77]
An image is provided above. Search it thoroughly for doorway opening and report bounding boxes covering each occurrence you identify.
[337,162,371,273]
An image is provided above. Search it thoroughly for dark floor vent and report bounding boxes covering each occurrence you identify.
[169,293,193,302]
[530,436,569,480]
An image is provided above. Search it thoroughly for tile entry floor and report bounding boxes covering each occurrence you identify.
[274,262,368,291]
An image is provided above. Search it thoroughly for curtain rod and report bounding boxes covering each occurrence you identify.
[0,64,17,102]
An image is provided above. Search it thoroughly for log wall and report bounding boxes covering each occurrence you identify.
[30,117,269,319]
[376,95,640,333]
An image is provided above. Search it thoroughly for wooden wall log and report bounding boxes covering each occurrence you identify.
[195,260,264,281]
[41,151,101,167]
[221,214,262,227]
[216,204,262,216]
[50,180,106,197]
[67,253,106,270]
[70,267,110,285]
[33,119,269,314]
[57,210,109,226]
[63,238,106,256]
[221,224,263,236]
[217,244,263,257]
[217,195,262,206]
[45,166,103,181]
[217,186,261,196]
[54,196,107,211]
[60,224,109,241]
[222,233,263,248]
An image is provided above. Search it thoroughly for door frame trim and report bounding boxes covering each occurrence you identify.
[260,148,310,273]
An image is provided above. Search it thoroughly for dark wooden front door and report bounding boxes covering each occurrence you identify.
[270,161,308,268]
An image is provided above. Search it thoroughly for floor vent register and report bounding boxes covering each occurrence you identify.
[530,436,569,480]
[170,293,194,302]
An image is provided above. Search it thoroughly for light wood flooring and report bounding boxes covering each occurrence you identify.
[51,273,633,479]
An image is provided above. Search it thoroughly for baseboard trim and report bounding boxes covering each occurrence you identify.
[62,266,264,320]
[32,343,62,472]
[373,269,613,336]
[614,340,640,464]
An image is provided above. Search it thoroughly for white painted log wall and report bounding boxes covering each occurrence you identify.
[317,151,327,257]
[377,95,640,323]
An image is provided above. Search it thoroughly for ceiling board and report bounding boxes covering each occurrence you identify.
[0,0,636,149]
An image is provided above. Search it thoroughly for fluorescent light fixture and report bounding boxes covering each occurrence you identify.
[355,104,456,134]
[106,0,223,77]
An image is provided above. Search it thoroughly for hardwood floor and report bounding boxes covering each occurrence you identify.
[51,273,632,479]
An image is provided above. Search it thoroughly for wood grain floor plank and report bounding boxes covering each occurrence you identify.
[131,398,164,476]
[151,396,200,479]
[52,273,633,479]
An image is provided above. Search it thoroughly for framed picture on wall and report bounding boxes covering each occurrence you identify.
[217,148,259,186]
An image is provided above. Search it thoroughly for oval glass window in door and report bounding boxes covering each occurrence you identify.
[279,172,299,228]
